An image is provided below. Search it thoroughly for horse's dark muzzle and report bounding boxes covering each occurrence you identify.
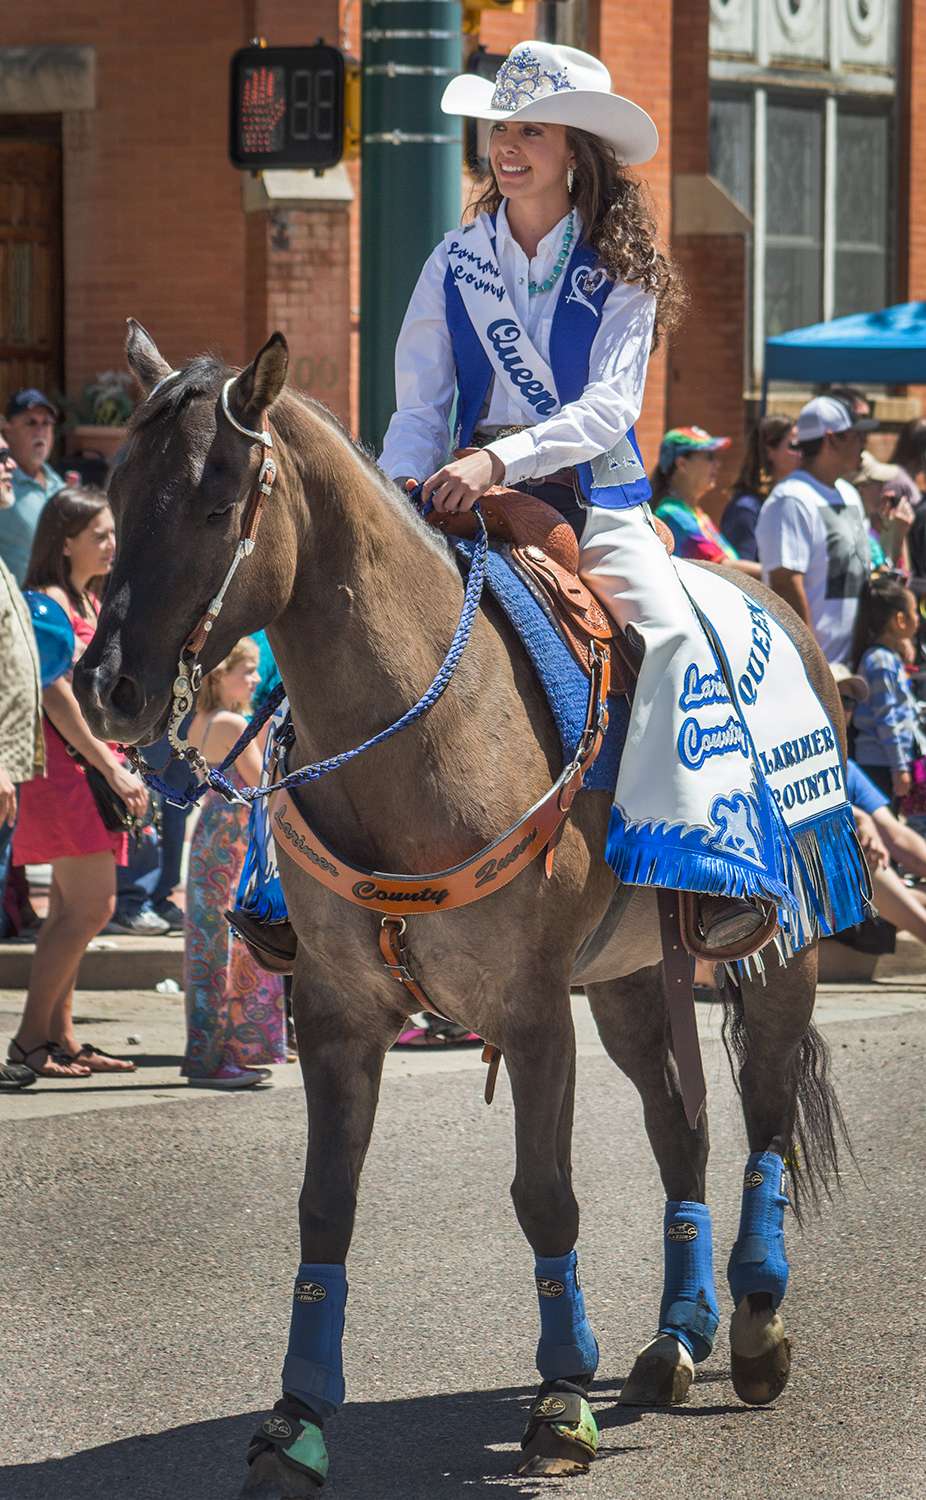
[74,660,160,745]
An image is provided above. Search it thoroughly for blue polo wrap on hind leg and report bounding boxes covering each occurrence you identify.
[658,1201,719,1363]
[281,1263,347,1421]
[534,1250,599,1382]
[727,1151,790,1308]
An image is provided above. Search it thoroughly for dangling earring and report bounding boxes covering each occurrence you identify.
[567,165,575,193]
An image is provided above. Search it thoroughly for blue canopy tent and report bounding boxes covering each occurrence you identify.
[763,301,926,402]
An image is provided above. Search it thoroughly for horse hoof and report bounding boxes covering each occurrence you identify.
[516,1422,593,1478]
[516,1385,598,1477]
[242,1447,324,1497]
[619,1334,694,1406]
[729,1298,792,1405]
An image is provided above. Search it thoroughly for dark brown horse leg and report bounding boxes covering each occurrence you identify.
[503,997,601,1477]
[724,945,822,1407]
[586,968,712,1407]
[244,966,402,1498]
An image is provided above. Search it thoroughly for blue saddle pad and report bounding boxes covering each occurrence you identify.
[452,538,628,793]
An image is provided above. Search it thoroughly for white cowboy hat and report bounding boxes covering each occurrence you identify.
[441,41,658,166]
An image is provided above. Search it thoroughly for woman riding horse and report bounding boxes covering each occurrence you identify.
[380,42,768,952]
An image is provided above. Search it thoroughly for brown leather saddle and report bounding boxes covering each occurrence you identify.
[425,486,675,696]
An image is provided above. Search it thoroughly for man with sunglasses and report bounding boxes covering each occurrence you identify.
[756,395,877,664]
[0,389,65,585]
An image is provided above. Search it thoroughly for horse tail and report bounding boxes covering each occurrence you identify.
[719,977,854,1225]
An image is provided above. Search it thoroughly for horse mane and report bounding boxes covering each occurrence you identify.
[129,353,453,566]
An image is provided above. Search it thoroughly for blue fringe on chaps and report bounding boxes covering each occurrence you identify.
[579,505,870,958]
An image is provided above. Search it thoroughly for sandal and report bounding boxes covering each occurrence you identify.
[6,1039,91,1079]
[393,1017,483,1049]
[62,1042,136,1074]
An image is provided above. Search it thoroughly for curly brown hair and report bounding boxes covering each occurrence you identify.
[465,126,687,347]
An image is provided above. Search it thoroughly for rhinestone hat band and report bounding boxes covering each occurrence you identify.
[490,48,577,113]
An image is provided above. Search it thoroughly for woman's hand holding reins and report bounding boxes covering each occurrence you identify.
[105,761,149,819]
[422,450,505,514]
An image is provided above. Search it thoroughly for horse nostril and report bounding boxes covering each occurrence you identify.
[110,674,147,722]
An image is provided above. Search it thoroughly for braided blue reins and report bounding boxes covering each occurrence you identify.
[136,500,490,810]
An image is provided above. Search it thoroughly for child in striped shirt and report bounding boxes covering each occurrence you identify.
[851,573,921,803]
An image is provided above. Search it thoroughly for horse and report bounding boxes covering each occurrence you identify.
[75,321,848,1496]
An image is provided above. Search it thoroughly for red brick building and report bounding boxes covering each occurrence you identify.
[1,1,919,494]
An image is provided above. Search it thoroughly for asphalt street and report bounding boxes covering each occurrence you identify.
[2,968,925,1500]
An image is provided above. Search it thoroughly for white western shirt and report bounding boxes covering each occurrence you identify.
[378,201,656,488]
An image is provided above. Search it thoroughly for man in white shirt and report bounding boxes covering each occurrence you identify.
[755,395,876,664]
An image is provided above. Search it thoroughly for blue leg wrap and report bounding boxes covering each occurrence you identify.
[280,1263,347,1422]
[658,1201,720,1363]
[727,1151,790,1309]
[534,1251,599,1382]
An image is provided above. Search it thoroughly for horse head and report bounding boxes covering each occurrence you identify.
[75,320,296,745]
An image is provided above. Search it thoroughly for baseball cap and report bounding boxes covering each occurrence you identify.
[793,396,878,446]
[658,425,731,474]
[5,388,58,420]
[830,661,869,702]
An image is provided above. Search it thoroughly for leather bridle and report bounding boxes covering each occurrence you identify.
[128,374,277,788]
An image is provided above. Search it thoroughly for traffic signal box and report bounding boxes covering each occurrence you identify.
[229,43,348,172]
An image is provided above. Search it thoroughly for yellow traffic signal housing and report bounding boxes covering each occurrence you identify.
[343,57,361,160]
[462,0,524,36]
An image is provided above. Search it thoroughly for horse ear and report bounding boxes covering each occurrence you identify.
[125,319,173,394]
[228,332,289,423]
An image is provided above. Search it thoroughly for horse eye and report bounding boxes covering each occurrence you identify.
[206,499,236,521]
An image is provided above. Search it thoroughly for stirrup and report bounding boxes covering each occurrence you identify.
[681,894,778,963]
[225,908,297,974]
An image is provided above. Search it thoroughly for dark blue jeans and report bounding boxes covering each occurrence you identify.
[0,808,15,939]
[115,736,192,916]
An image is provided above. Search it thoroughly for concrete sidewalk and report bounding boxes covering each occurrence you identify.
[2,936,924,1123]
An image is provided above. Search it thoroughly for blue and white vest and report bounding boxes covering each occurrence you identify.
[443,216,651,510]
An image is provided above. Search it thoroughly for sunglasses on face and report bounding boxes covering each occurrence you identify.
[0,448,13,466]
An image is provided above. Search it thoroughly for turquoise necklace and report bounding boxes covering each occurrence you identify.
[528,210,576,297]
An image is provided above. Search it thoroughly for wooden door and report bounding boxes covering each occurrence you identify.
[0,138,62,413]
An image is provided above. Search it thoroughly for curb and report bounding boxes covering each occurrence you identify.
[0,935,184,992]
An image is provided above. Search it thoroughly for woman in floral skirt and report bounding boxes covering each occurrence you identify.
[181,638,287,1089]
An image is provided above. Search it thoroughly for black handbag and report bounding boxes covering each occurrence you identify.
[82,760,140,835]
[51,718,151,841]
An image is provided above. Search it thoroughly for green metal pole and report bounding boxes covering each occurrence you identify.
[360,0,462,450]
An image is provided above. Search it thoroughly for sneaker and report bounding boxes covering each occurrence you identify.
[0,1060,38,1090]
[186,1065,272,1090]
[101,906,170,937]
[152,898,185,932]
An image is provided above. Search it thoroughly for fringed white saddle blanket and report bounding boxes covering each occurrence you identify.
[605,560,871,958]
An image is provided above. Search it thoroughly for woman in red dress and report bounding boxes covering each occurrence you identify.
[6,487,148,1079]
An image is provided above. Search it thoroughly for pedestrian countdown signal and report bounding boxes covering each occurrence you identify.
[229,44,346,171]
